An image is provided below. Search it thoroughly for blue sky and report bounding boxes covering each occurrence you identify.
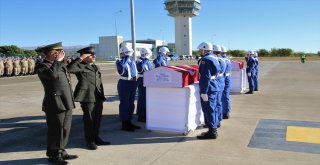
[0,0,319,53]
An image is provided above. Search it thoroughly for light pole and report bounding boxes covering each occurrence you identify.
[115,10,122,59]
[130,0,136,61]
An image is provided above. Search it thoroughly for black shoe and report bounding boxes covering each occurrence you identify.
[254,89,258,91]
[122,122,135,132]
[245,91,253,94]
[129,122,141,129]
[217,123,221,128]
[95,138,111,145]
[138,116,146,123]
[48,156,68,165]
[197,129,218,140]
[62,154,78,160]
[86,142,98,150]
[223,113,230,119]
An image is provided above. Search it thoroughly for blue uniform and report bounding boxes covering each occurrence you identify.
[216,54,226,123]
[136,57,153,119]
[116,55,137,122]
[246,57,256,92]
[198,53,221,129]
[253,57,259,91]
[153,53,168,68]
[222,55,232,116]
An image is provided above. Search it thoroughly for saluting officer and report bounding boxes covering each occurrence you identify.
[136,48,153,122]
[153,46,169,68]
[116,45,140,132]
[245,50,256,94]
[35,42,77,165]
[221,46,232,119]
[197,42,221,140]
[212,44,226,126]
[67,46,110,150]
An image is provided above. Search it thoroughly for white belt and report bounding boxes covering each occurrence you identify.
[211,76,217,80]
[120,76,136,80]
[225,73,231,77]
[218,73,224,77]
[137,74,143,78]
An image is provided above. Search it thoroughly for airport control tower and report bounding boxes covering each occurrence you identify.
[164,0,201,55]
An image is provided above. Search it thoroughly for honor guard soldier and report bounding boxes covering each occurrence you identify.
[245,50,256,94]
[212,44,225,126]
[221,46,232,119]
[197,42,221,139]
[67,46,110,150]
[0,57,4,77]
[153,46,169,68]
[253,52,259,91]
[116,45,141,132]
[136,48,153,122]
[35,42,78,165]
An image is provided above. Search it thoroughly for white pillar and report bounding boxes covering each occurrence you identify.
[174,16,192,55]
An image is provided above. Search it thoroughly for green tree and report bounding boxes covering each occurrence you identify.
[23,50,38,56]
[257,49,269,57]
[0,45,24,55]
[228,50,246,57]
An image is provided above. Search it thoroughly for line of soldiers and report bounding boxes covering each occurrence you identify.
[245,50,259,94]
[196,42,232,140]
[0,56,38,77]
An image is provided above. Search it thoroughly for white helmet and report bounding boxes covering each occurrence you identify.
[221,46,227,53]
[197,42,213,51]
[140,48,152,58]
[120,45,134,56]
[212,44,222,52]
[247,50,254,55]
[254,52,258,57]
[159,47,170,53]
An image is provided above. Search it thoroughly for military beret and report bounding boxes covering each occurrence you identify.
[35,42,63,53]
[77,46,95,55]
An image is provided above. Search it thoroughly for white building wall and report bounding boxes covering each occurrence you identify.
[174,16,192,55]
[98,36,123,60]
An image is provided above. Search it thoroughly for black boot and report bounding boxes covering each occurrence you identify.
[223,113,230,119]
[245,90,253,94]
[48,155,69,165]
[122,121,135,132]
[129,121,141,129]
[138,116,146,123]
[197,128,218,140]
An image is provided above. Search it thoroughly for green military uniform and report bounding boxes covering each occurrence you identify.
[35,42,75,158]
[67,46,107,148]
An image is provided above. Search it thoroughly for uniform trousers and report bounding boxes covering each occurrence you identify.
[117,79,137,121]
[200,92,219,129]
[45,109,72,157]
[80,99,104,143]
[222,76,231,115]
[136,77,146,117]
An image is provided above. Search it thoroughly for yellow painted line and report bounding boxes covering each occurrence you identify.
[286,126,320,144]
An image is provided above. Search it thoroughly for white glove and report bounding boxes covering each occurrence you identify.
[247,73,251,77]
[201,94,208,102]
[80,54,91,60]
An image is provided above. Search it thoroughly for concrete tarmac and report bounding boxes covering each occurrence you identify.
[0,60,319,165]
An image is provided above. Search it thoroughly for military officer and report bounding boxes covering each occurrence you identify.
[221,46,232,119]
[212,44,225,126]
[245,50,256,94]
[153,46,169,68]
[197,42,221,139]
[116,45,140,132]
[67,46,110,150]
[35,42,77,164]
[136,48,153,122]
